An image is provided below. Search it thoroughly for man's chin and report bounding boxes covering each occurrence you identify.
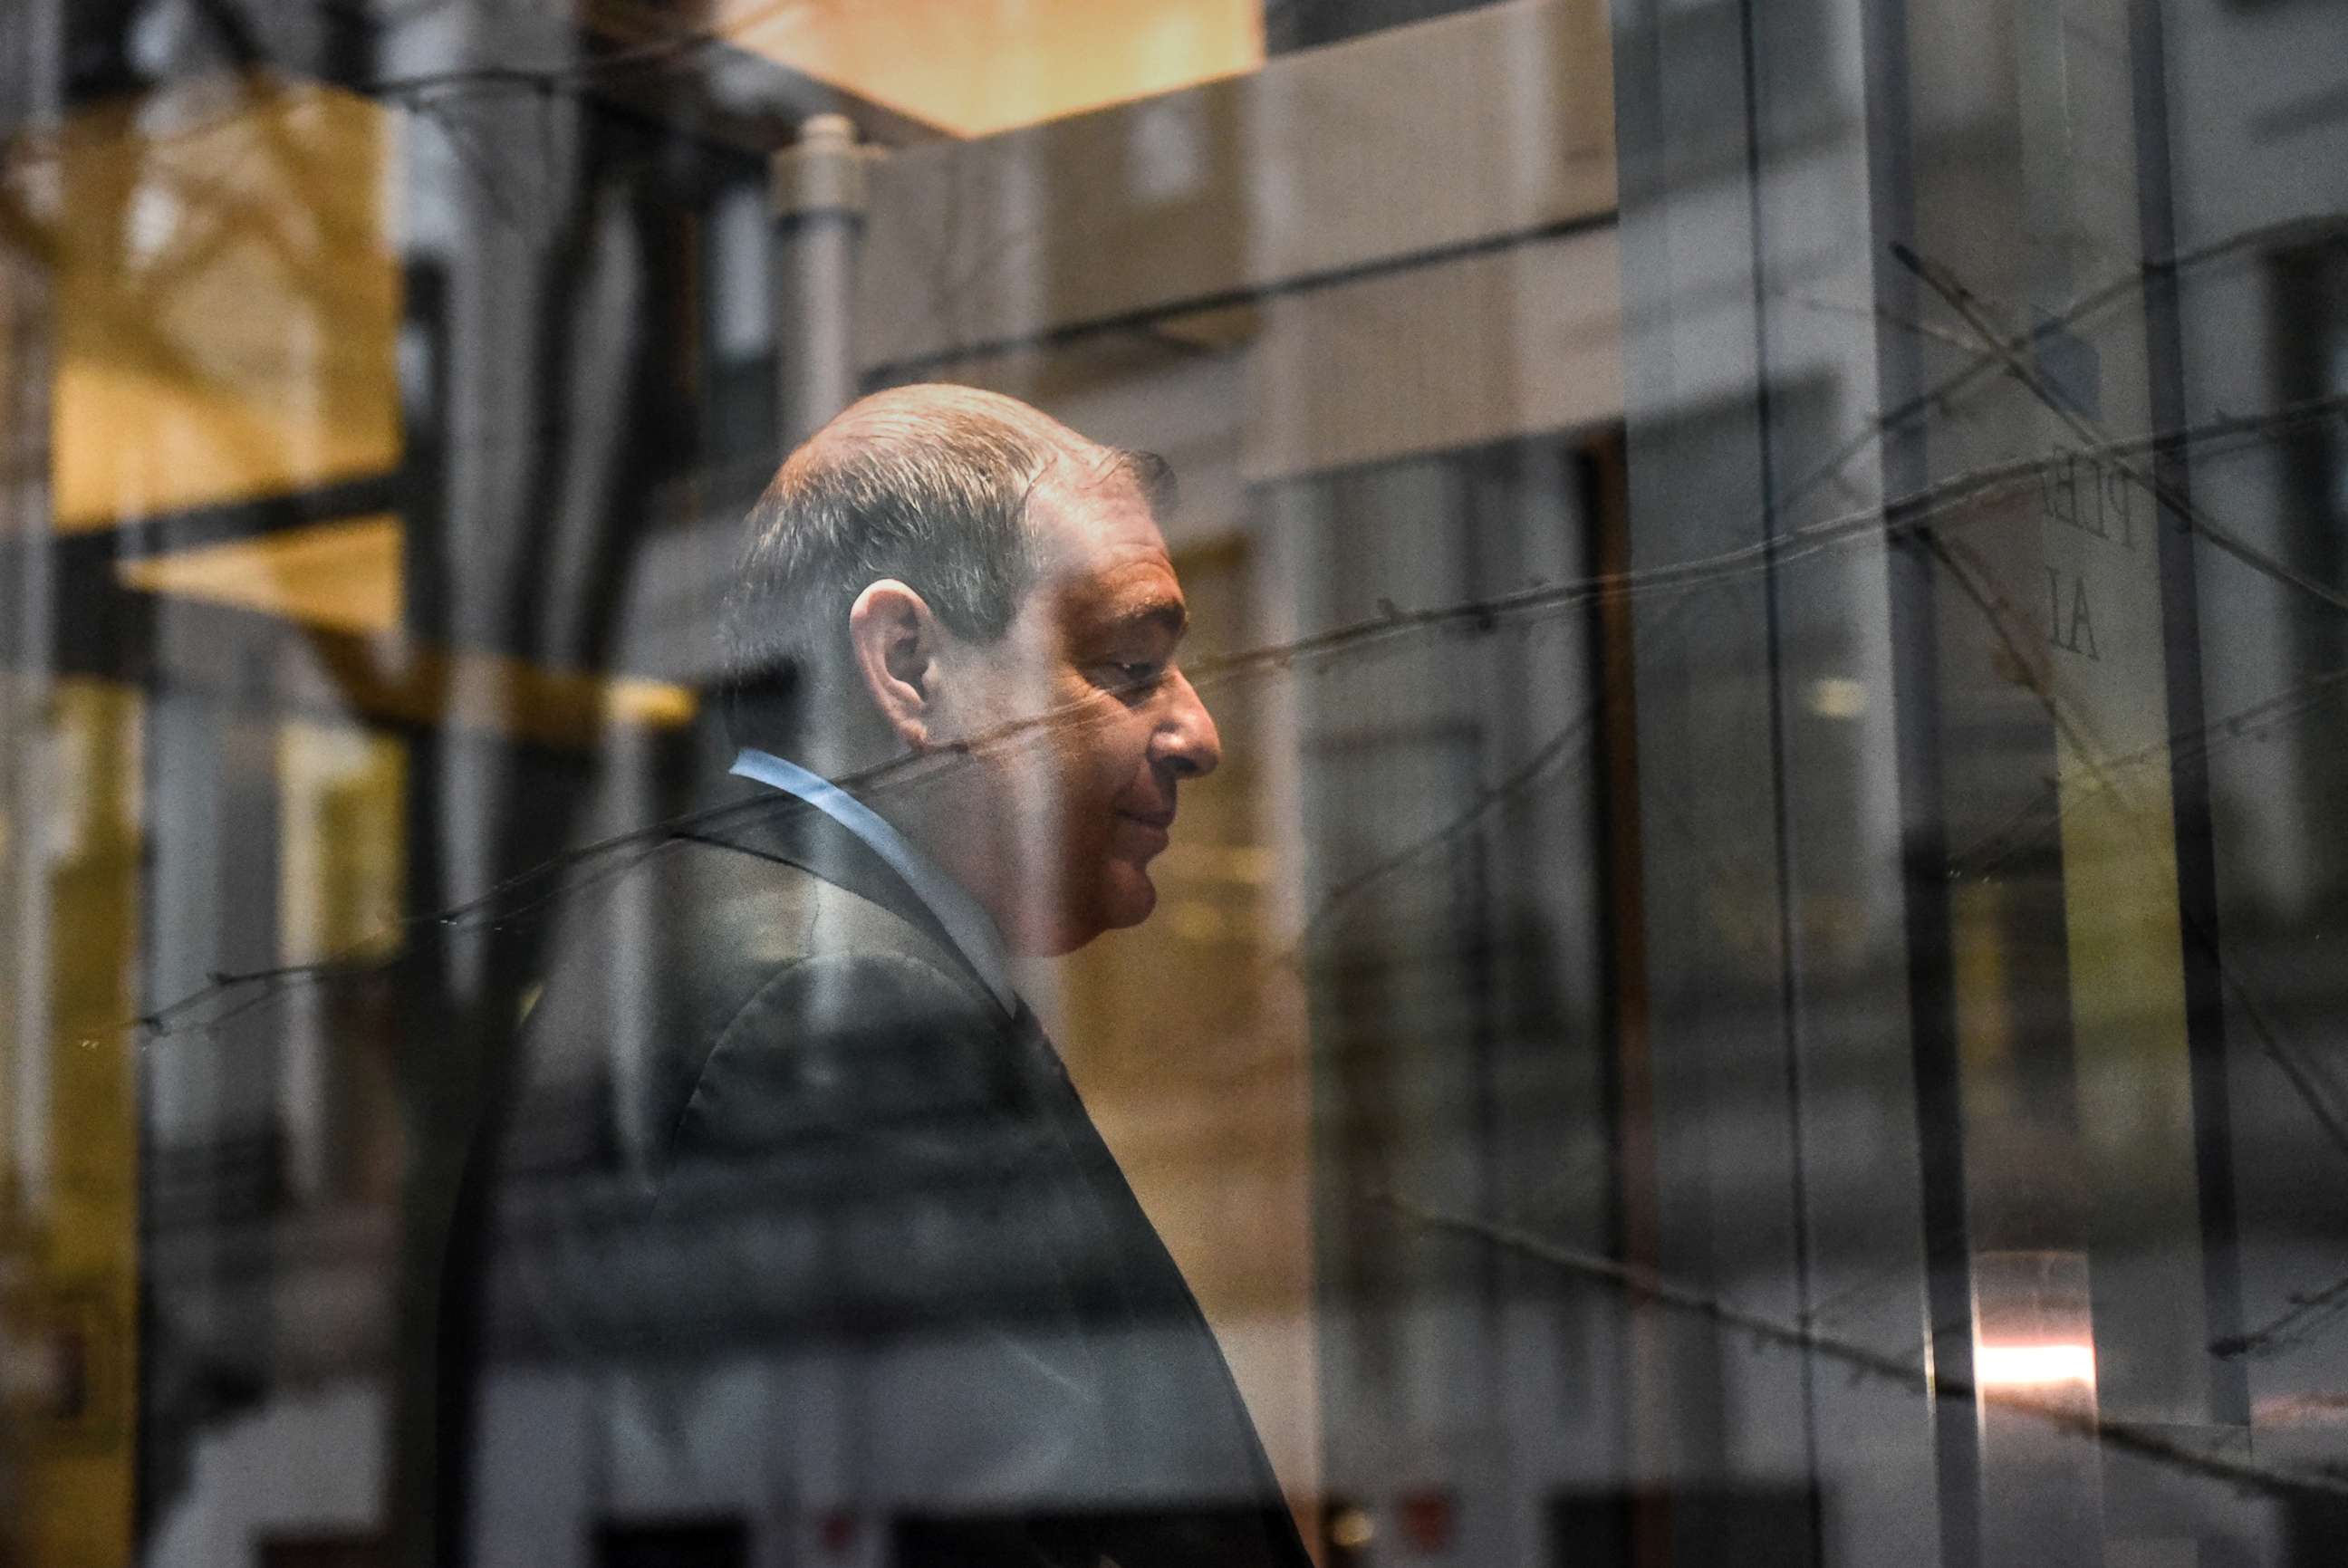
[1010,864,1159,955]
[1009,878,1153,956]
[1078,866,1159,945]
[1104,873,1159,929]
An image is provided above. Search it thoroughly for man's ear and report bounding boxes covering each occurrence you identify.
[847,580,939,750]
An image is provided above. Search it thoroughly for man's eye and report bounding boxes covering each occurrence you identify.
[1102,661,1164,689]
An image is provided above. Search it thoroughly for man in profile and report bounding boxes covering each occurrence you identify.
[451,386,1310,1568]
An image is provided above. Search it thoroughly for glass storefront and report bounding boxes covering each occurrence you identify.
[2,0,2344,1563]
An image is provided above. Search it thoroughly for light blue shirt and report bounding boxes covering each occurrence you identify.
[729,747,1018,1015]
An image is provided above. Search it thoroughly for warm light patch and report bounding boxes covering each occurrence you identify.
[707,0,1265,136]
[595,674,700,731]
[50,80,399,531]
[1327,1509,1375,1552]
[278,721,409,965]
[116,515,403,637]
[1805,677,1868,719]
[114,523,697,740]
[321,642,698,746]
[1974,1342,2098,1389]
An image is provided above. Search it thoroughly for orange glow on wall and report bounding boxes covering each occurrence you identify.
[711,0,1265,136]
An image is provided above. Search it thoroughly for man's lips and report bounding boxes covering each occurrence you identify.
[1115,809,1175,855]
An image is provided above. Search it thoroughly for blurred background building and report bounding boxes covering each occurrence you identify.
[0,0,2344,1563]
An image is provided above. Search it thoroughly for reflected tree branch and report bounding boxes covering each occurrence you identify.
[97,393,2348,1057]
[1949,660,2348,883]
[364,0,808,102]
[1919,526,2348,1175]
[1758,213,2348,563]
[1384,1188,2348,1500]
[2218,1269,2348,1361]
[1192,394,2348,694]
[1768,284,1986,356]
[1245,394,2345,958]
[1888,247,2348,1182]
[1894,238,2348,617]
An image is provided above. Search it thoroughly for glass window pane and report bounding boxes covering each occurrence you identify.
[5,1,2342,1563]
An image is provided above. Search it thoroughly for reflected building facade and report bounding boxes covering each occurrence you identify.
[1,0,2345,1564]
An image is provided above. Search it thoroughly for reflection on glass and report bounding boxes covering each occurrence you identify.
[0,0,2343,1563]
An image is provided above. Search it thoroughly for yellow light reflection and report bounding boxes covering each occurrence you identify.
[50,81,399,532]
[706,0,1264,136]
[1,679,143,1568]
[313,642,698,746]
[279,721,409,965]
[115,514,402,637]
[1328,1509,1375,1551]
[115,518,696,744]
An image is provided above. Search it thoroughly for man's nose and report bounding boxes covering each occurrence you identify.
[1154,669,1222,780]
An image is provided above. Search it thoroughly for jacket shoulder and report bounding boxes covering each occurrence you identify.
[496,834,1007,1184]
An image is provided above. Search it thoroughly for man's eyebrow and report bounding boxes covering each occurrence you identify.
[1104,598,1189,639]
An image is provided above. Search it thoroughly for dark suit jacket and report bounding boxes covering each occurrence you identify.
[445,785,1310,1568]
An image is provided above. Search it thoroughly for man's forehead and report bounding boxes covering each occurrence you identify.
[1027,470,1176,577]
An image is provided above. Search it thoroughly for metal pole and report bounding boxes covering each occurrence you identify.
[771,112,871,448]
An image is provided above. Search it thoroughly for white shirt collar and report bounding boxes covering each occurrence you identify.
[729,747,1018,1015]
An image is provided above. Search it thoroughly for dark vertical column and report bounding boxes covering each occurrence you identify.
[390,250,457,1568]
[1589,433,1671,1568]
[1610,0,1753,1500]
[1612,0,1957,1561]
[2128,0,2248,1436]
[381,10,590,1557]
[1609,4,1824,1559]
[217,681,288,1195]
[1858,0,1982,1562]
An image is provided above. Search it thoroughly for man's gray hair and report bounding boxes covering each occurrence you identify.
[720,384,1170,752]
